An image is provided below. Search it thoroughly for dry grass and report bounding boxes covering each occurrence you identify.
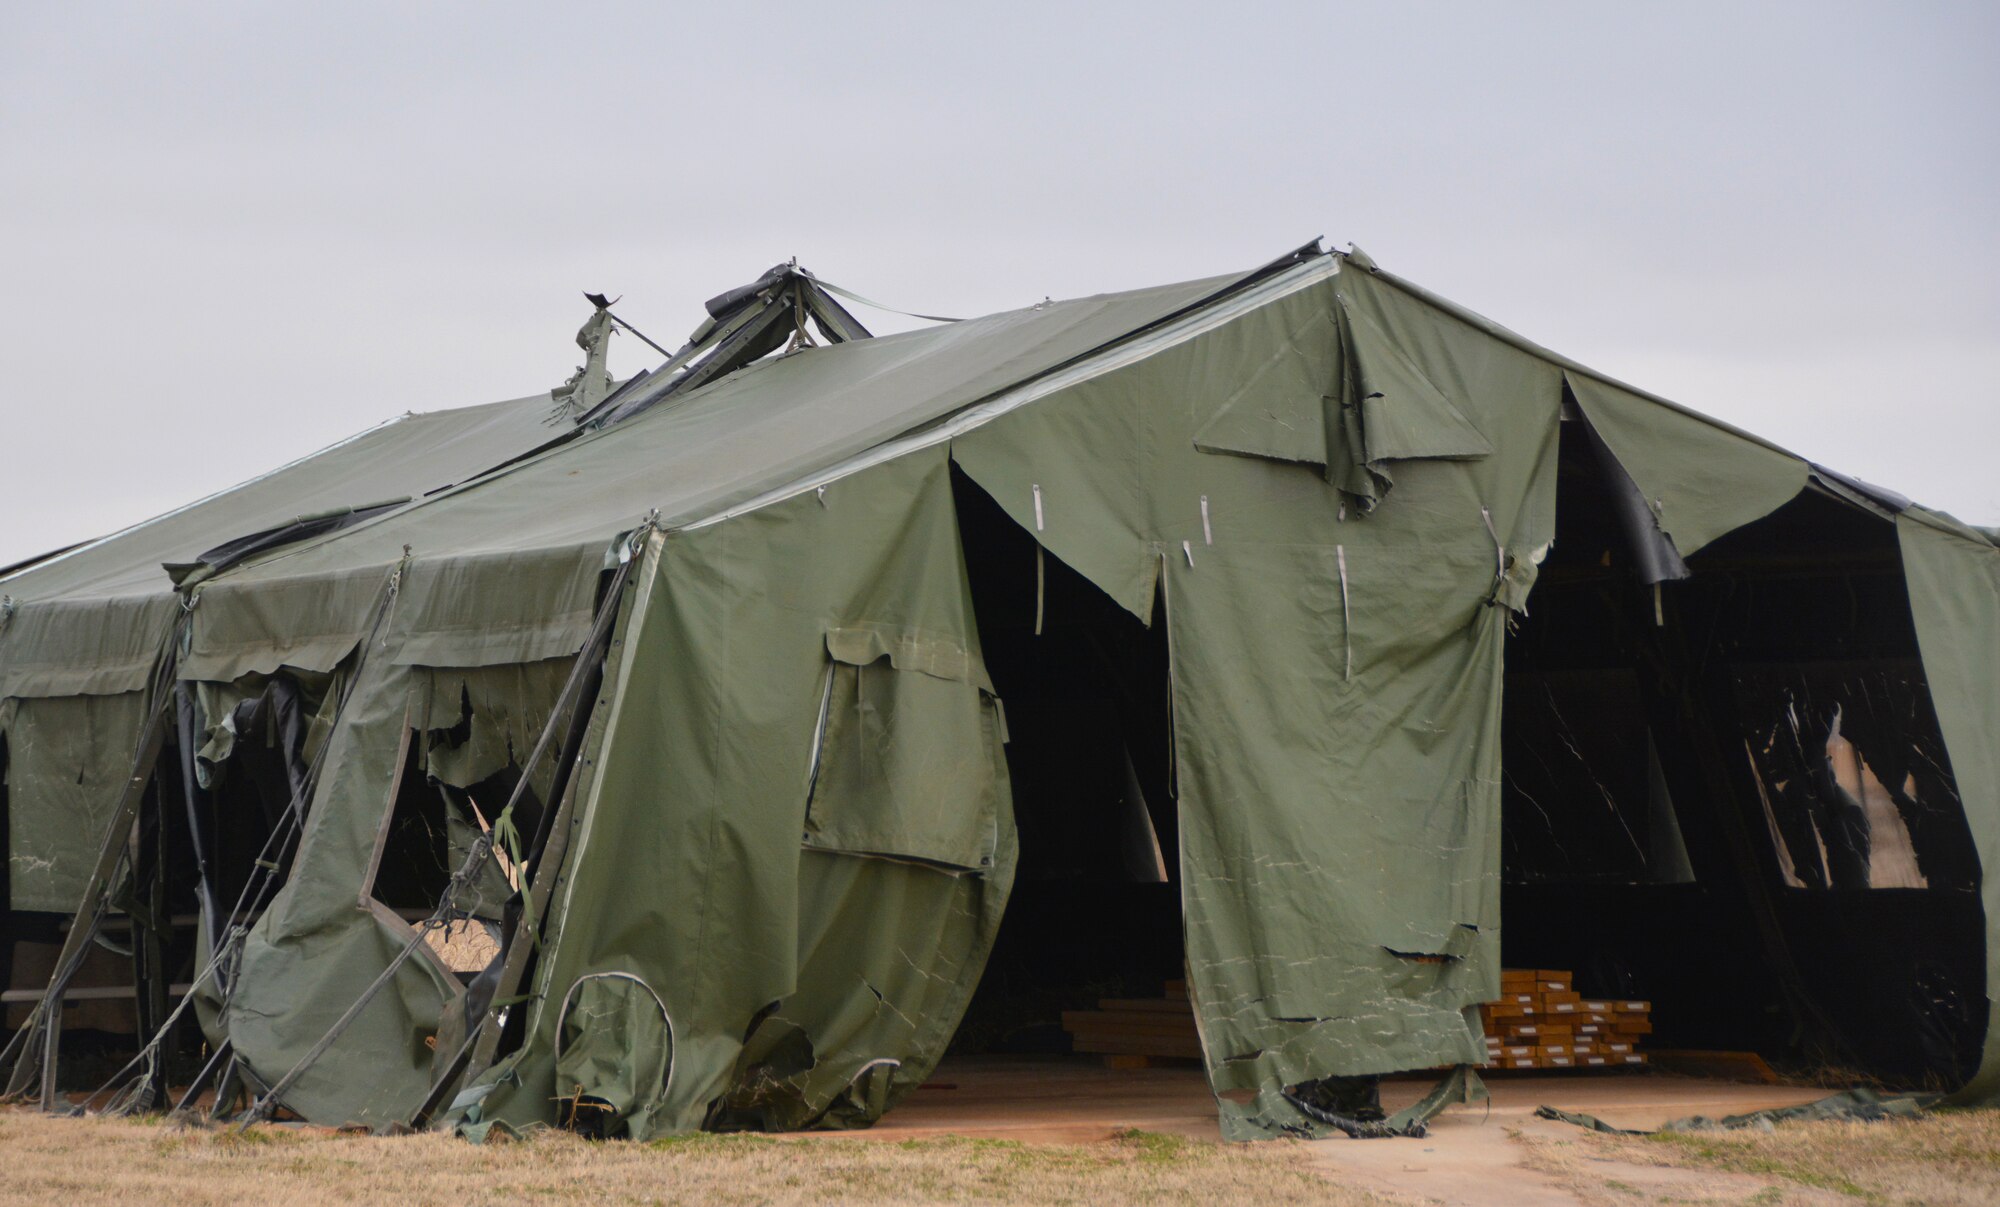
[10,1102,1998,1204]
[0,1109,1388,1206]
[1518,1107,2000,1206]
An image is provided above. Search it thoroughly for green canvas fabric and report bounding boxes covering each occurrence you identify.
[208,598,587,1121]
[405,658,579,922]
[1898,507,2000,1103]
[0,594,174,700]
[418,658,575,796]
[1186,287,1493,514]
[1336,297,1496,509]
[0,394,566,922]
[1340,301,1493,466]
[388,546,604,671]
[135,274,1231,901]
[181,666,343,1044]
[80,274,1231,765]
[191,678,261,776]
[951,262,1564,1137]
[0,594,174,912]
[180,565,388,684]
[3,690,152,911]
[182,547,604,703]
[1190,299,1340,466]
[117,268,1222,1132]
[805,630,1005,871]
[219,647,460,1126]
[1537,1087,1937,1135]
[710,834,1018,1133]
[554,973,675,1134]
[1565,372,1808,557]
[458,450,1014,1139]
[1323,299,1495,513]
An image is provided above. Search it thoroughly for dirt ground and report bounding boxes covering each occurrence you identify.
[867,1059,2000,1204]
[2,1060,1995,1205]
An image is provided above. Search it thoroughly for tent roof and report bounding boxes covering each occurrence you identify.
[205,271,1242,592]
[0,391,562,603]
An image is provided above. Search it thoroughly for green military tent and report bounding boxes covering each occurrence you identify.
[3,244,1996,1141]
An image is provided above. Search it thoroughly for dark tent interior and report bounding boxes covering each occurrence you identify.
[1499,413,1986,1088]
[0,677,318,1086]
[946,469,1187,1060]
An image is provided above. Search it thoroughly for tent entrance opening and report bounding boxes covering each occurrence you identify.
[947,470,1190,1067]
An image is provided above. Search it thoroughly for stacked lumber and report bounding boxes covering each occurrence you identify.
[1057,971,1656,1073]
[1480,968,1652,1071]
[1061,980,1200,1066]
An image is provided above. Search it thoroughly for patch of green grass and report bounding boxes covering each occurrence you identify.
[1110,1127,1192,1163]
[645,1130,774,1152]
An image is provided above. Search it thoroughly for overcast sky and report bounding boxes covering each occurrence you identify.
[2,3,1994,565]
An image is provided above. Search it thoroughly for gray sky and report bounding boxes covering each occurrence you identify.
[3,2,1994,566]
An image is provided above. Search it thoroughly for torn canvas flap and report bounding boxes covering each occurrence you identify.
[1182,277,1496,521]
[1565,371,1808,559]
[218,651,461,1128]
[1340,299,1494,464]
[1317,298,1494,515]
[189,669,336,779]
[418,658,573,799]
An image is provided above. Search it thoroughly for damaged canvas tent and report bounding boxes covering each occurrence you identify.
[0,296,655,1081]
[2,243,1996,1141]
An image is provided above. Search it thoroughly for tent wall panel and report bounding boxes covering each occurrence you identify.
[1899,509,2000,1101]
[950,263,1564,1136]
[462,448,1012,1139]
[2,690,151,912]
